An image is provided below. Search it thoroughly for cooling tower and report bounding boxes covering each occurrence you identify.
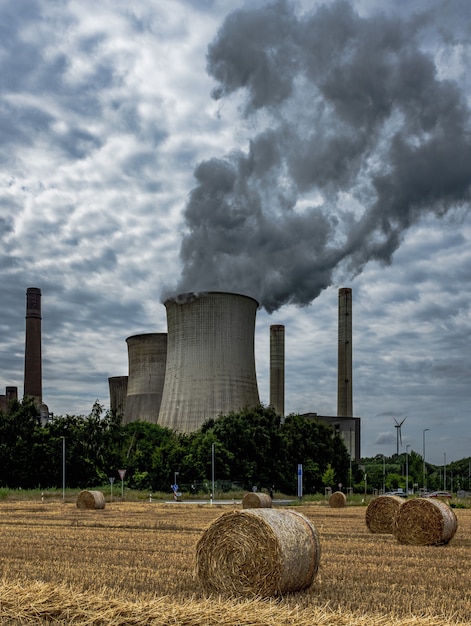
[124,333,167,425]
[337,287,353,417]
[269,324,285,417]
[24,287,42,405]
[158,291,260,432]
[108,376,128,416]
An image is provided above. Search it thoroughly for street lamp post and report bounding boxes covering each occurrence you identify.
[443,452,446,491]
[382,455,386,494]
[211,442,215,504]
[422,428,429,492]
[61,436,66,503]
[406,445,411,496]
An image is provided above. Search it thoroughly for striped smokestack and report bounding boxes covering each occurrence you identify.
[24,287,42,405]
[337,287,352,417]
[269,324,285,417]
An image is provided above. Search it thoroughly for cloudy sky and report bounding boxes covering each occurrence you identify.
[1,0,470,465]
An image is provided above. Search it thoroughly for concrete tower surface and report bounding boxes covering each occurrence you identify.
[269,324,285,417]
[124,333,167,425]
[158,291,260,433]
[108,376,128,416]
[24,287,42,405]
[337,287,353,417]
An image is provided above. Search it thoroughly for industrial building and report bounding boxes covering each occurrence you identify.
[1,286,361,460]
[112,287,361,460]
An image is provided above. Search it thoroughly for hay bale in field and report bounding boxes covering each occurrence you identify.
[328,491,347,508]
[76,490,105,510]
[195,508,321,597]
[242,492,272,509]
[393,497,458,545]
[365,495,404,534]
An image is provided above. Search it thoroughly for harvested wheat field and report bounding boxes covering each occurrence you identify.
[0,500,470,625]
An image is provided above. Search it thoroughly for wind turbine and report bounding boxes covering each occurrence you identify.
[394,417,407,456]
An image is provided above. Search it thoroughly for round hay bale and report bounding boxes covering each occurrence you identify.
[195,508,321,597]
[365,495,404,534]
[76,490,106,510]
[242,492,272,509]
[393,497,458,545]
[328,491,347,508]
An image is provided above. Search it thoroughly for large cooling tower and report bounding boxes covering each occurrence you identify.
[108,376,128,416]
[24,287,42,405]
[158,291,260,432]
[269,324,285,417]
[124,333,167,425]
[337,287,353,417]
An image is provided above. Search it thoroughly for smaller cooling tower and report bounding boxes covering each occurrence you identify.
[158,291,260,432]
[24,287,42,405]
[124,333,167,425]
[337,287,353,417]
[108,376,128,416]
[269,325,285,417]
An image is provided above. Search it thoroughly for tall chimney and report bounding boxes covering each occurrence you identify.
[24,287,42,405]
[337,287,352,417]
[158,292,260,433]
[269,324,285,417]
[124,333,167,425]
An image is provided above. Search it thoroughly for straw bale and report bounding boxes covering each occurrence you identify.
[365,495,404,534]
[195,508,321,597]
[242,492,272,509]
[76,490,106,510]
[328,491,347,508]
[393,497,458,545]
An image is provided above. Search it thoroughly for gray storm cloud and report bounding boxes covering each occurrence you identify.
[173,0,471,312]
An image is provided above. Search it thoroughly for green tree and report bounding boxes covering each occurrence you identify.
[322,463,335,490]
[280,414,349,494]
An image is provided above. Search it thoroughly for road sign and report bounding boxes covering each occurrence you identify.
[118,469,126,480]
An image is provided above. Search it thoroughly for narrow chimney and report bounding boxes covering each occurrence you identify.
[270,324,285,417]
[24,287,42,405]
[337,287,352,417]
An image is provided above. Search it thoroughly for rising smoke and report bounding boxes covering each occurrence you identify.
[173,0,471,312]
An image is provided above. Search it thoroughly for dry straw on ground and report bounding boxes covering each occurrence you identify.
[1,578,460,626]
[365,495,404,534]
[195,508,321,597]
[76,490,105,510]
[242,492,272,508]
[328,491,347,508]
[393,497,458,545]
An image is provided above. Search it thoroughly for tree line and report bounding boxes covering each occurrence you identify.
[0,398,354,495]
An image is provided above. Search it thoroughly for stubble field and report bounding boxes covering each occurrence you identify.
[0,499,469,625]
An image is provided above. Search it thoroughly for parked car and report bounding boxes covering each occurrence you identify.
[384,490,407,497]
[425,491,452,499]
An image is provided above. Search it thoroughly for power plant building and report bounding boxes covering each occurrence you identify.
[158,291,260,432]
[123,333,167,425]
[108,376,128,416]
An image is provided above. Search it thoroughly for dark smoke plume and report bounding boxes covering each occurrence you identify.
[173,0,471,312]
